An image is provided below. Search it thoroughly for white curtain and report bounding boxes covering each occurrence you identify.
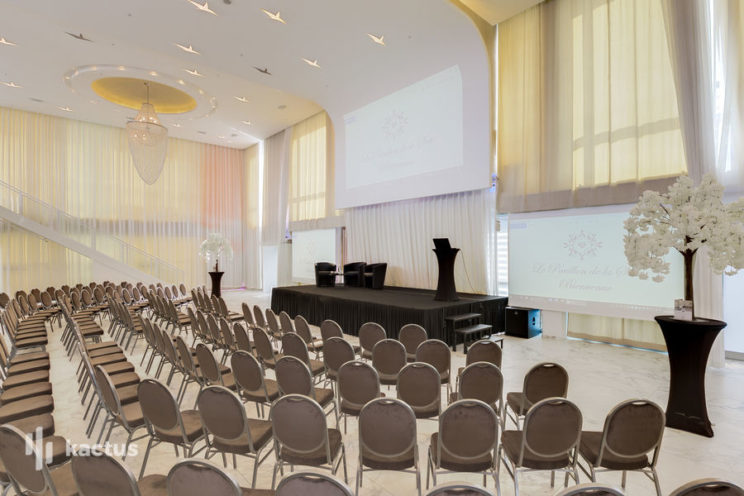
[497,0,687,213]
[347,188,497,295]
[0,106,260,290]
[261,129,292,246]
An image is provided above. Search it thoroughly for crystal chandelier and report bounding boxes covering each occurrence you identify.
[126,82,168,185]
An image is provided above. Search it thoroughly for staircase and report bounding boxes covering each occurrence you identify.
[0,179,184,284]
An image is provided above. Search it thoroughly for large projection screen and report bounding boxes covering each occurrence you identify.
[508,206,684,320]
[291,229,338,284]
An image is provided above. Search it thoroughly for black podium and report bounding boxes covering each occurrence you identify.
[433,238,459,301]
[209,271,224,298]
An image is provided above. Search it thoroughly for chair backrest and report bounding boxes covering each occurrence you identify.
[371,339,407,376]
[195,343,222,384]
[275,356,313,396]
[197,386,256,451]
[359,398,417,467]
[338,360,381,410]
[359,322,386,354]
[425,483,497,496]
[397,362,441,416]
[523,362,569,404]
[553,483,626,496]
[293,314,315,344]
[206,314,223,345]
[242,302,255,327]
[231,350,266,394]
[179,283,188,296]
[435,400,499,468]
[218,297,229,318]
[415,339,451,378]
[233,323,252,352]
[253,328,276,363]
[72,452,141,496]
[271,394,330,462]
[253,305,266,328]
[282,332,311,364]
[323,337,355,376]
[175,336,198,377]
[459,362,503,407]
[465,340,502,368]
[597,399,665,466]
[161,328,180,365]
[0,424,55,494]
[219,317,235,349]
[519,398,582,466]
[95,365,124,419]
[279,311,294,333]
[266,309,281,335]
[167,459,242,496]
[276,472,354,496]
[320,319,343,343]
[669,479,744,496]
[399,324,428,357]
[138,379,182,438]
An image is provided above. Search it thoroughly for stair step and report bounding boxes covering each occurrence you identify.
[445,312,481,323]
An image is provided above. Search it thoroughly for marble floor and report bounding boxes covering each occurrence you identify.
[43,289,744,495]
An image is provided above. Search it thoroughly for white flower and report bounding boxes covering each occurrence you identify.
[198,233,233,265]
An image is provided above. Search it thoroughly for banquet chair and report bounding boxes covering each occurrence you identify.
[233,322,253,353]
[323,336,356,393]
[416,339,452,398]
[426,483,497,496]
[505,362,569,428]
[253,328,283,369]
[270,394,348,488]
[275,356,337,426]
[453,362,504,425]
[281,332,325,381]
[498,398,582,496]
[578,399,665,496]
[372,338,407,387]
[399,323,427,362]
[167,459,275,496]
[321,319,360,354]
[194,343,237,391]
[242,302,256,329]
[276,472,353,496]
[231,350,280,418]
[357,397,421,496]
[358,322,386,360]
[553,483,625,496]
[71,451,167,496]
[337,360,381,433]
[294,314,324,357]
[397,362,441,419]
[669,479,744,496]
[278,311,294,334]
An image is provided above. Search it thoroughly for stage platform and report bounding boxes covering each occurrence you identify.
[270,285,508,345]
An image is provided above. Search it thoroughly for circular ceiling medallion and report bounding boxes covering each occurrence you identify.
[64,65,216,119]
[91,77,196,114]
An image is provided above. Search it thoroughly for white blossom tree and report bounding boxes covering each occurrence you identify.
[198,233,234,272]
[624,174,744,318]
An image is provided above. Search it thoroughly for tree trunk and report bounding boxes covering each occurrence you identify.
[682,249,696,319]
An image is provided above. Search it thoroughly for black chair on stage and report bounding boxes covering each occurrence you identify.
[364,263,387,290]
[342,262,365,287]
[315,263,337,287]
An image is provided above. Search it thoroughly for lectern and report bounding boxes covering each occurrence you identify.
[433,238,459,301]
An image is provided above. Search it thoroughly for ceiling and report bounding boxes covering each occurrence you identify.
[459,0,543,25]
[0,0,536,149]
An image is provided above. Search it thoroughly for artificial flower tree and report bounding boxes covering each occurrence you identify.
[198,233,234,272]
[624,174,744,319]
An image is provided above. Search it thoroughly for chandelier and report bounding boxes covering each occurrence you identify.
[126,82,168,185]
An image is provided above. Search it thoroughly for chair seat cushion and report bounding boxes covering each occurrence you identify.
[280,428,343,466]
[501,430,570,470]
[120,402,146,428]
[116,384,141,405]
[47,460,82,496]
[240,379,280,402]
[8,351,49,365]
[100,361,136,375]
[9,413,55,437]
[430,433,493,472]
[506,392,532,416]
[0,381,52,405]
[212,419,273,454]
[362,444,415,470]
[0,394,54,423]
[7,359,50,376]
[308,360,325,376]
[579,431,650,470]
[110,372,141,388]
[155,410,203,444]
[138,474,168,496]
[314,388,334,408]
[1,369,50,389]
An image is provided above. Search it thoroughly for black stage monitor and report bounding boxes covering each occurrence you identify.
[433,238,452,251]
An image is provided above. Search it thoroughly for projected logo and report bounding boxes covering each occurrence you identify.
[382,110,408,141]
[564,230,602,260]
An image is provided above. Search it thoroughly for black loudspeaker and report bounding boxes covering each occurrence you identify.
[505,307,542,339]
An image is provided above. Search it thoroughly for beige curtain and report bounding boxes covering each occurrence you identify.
[261,130,291,246]
[497,0,687,213]
[0,106,261,289]
[288,112,329,223]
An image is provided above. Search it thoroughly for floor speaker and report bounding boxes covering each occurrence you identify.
[505,307,542,339]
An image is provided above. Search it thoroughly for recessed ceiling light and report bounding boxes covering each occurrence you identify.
[175,43,200,54]
[234,96,249,103]
[187,0,217,15]
[0,37,16,46]
[57,106,72,112]
[261,9,286,24]
[117,65,126,71]
[302,58,320,68]
[177,79,186,85]
[172,123,182,127]
[149,71,158,77]
[184,68,204,77]
[241,120,252,126]
[0,81,22,88]
[218,135,226,139]
[367,33,385,46]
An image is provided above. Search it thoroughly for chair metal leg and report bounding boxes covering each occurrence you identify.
[139,437,155,479]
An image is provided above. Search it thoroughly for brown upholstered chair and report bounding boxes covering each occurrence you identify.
[399,324,428,362]
[266,309,283,341]
[243,302,257,329]
[270,394,348,488]
[452,362,504,425]
[233,322,253,353]
[71,451,167,496]
[195,343,237,390]
[321,320,360,354]
[372,339,407,387]
[294,314,324,357]
[337,360,382,433]
[231,350,280,418]
[323,336,356,393]
[94,366,147,458]
[416,339,452,397]
[278,311,294,334]
[277,471,353,496]
[174,336,203,406]
[197,386,274,487]
[427,399,500,493]
[578,399,665,496]
[505,362,569,428]
[281,332,325,381]
[357,398,421,496]
[397,362,442,419]
[253,328,283,369]
[358,322,386,360]
[498,397,582,496]
[137,379,207,478]
[0,424,77,496]
[669,479,744,496]
[166,459,275,496]
[275,356,338,426]
[553,483,625,496]
[253,305,267,330]
[459,339,503,379]
[426,483,497,496]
